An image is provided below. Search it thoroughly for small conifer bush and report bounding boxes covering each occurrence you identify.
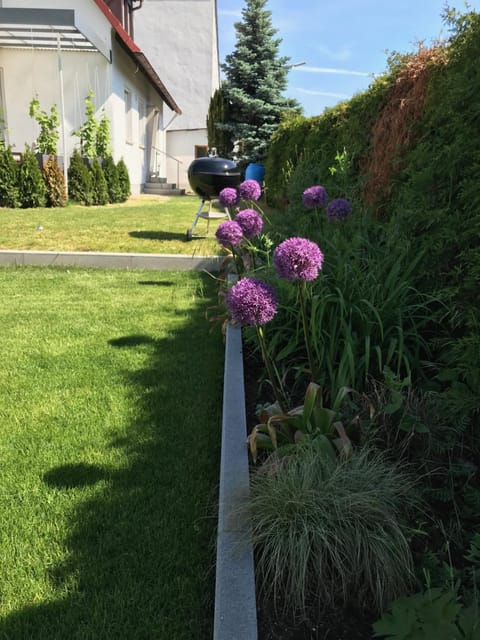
[90,159,109,205]
[67,148,93,205]
[116,158,131,202]
[44,155,67,207]
[0,144,20,208]
[18,145,47,208]
[102,155,123,203]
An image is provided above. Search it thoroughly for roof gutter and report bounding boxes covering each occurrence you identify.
[93,0,181,114]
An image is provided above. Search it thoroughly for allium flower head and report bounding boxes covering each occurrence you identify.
[239,179,262,201]
[326,198,352,220]
[226,278,277,326]
[215,220,244,247]
[218,187,239,208]
[273,237,324,282]
[234,209,263,239]
[302,185,328,209]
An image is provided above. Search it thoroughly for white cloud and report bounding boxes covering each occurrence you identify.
[294,88,350,99]
[292,65,370,77]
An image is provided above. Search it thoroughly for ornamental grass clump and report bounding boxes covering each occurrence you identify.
[248,445,418,617]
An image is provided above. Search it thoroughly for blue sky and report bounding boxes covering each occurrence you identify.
[217,0,480,117]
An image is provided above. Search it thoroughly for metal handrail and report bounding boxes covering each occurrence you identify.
[153,146,183,187]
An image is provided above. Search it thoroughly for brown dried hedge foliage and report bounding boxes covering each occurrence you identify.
[361,46,447,214]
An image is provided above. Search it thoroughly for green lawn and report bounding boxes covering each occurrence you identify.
[0,195,227,256]
[0,266,224,639]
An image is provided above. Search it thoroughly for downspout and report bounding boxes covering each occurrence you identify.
[57,34,68,194]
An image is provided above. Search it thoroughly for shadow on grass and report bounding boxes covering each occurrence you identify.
[43,463,109,489]
[0,274,224,640]
[137,280,176,287]
[129,230,187,242]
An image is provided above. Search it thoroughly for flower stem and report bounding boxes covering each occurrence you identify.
[257,325,287,412]
[299,281,317,382]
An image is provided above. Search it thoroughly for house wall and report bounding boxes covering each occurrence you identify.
[166,128,208,191]
[134,0,220,184]
[0,1,169,194]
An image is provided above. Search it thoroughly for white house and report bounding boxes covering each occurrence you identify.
[134,0,220,190]
[0,0,182,194]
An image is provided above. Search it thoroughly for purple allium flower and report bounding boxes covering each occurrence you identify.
[302,185,328,209]
[273,237,324,282]
[226,278,278,326]
[234,209,263,239]
[326,198,352,220]
[239,179,262,201]
[215,220,244,247]
[218,187,239,208]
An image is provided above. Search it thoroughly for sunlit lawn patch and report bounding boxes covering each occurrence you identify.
[0,195,227,256]
[0,266,224,639]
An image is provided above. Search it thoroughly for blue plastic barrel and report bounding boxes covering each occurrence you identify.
[245,162,265,184]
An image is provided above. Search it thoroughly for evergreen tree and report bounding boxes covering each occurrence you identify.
[103,155,123,203]
[221,0,301,166]
[0,143,20,208]
[67,148,93,205]
[206,86,234,158]
[90,159,109,205]
[18,145,47,208]
[116,158,131,202]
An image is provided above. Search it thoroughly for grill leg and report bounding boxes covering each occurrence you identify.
[187,199,207,239]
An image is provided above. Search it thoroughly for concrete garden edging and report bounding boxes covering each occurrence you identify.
[214,320,258,640]
[0,249,223,272]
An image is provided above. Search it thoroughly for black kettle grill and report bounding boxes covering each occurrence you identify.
[186,157,241,239]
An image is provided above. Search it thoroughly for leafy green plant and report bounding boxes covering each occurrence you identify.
[247,382,353,462]
[17,145,47,208]
[76,91,98,159]
[29,96,60,156]
[373,587,479,639]
[43,154,66,207]
[95,109,111,158]
[247,445,418,616]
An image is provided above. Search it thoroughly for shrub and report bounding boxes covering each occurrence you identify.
[102,155,123,203]
[0,144,20,207]
[248,445,418,616]
[43,155,66,207]
[67,148,93,205]
[17,145,46,208]
[90,159,109,205]
[29,96,60,156]
[116,158,131,202]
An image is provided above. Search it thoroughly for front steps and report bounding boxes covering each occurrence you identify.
[143,175,185,196]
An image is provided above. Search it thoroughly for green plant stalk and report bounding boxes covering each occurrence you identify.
[257,324,287,412]
[299,280,317,382]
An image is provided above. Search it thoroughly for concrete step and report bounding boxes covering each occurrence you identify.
[143,183,185,196]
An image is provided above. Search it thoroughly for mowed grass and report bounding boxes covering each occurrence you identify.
[0,266,224,639]
[0,195,227,256]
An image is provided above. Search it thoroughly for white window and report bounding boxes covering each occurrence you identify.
[124,88,133,144]
[138,98,146,148]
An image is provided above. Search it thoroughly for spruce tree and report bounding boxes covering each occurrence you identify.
[221,0,301,166]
